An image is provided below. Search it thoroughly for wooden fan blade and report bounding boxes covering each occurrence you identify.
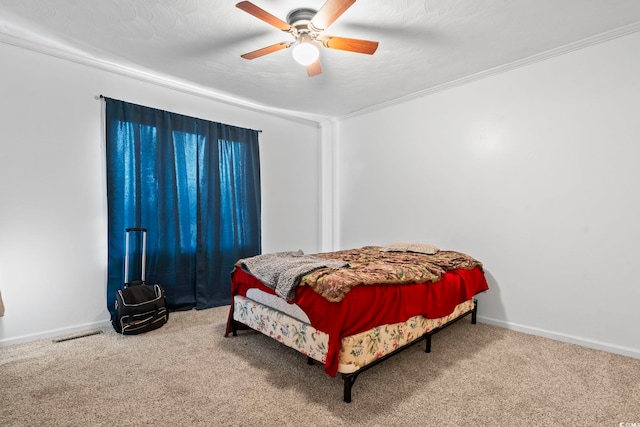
[319,36,378,54]
[236,1,292,32]
[309,0,356,32]
[241,42,292,60]
[306,59,323,77]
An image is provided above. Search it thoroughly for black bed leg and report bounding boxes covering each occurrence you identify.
[232,320,237,336]
[343,374,357,403]
[307,356,314,365]
[425,334,432,353]
[472,299,478,324]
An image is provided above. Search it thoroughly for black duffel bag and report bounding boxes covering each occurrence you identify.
[113,283,168,335]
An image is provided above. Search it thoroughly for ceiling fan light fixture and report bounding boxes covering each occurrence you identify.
[292,41,319,66]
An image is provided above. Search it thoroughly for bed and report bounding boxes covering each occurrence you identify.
[224,244,489,402]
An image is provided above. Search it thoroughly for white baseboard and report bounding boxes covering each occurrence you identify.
[0,319,112,347]
[477,315,640,360]
[3,315,638,362]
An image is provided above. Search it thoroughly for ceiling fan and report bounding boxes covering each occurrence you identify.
[236,0,379,77]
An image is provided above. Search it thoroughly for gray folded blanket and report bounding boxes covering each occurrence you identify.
[238,250,348,301]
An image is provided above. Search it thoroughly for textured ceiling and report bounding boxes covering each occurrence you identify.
[1,0,640,121]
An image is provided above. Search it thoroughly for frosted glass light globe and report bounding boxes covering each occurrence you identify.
[292,42,319,66]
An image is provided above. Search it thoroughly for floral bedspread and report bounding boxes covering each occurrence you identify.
[299,246,482,302]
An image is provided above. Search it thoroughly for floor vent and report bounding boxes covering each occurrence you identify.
[53,330,103,343]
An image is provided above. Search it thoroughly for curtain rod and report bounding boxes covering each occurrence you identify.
[98,95,262,133]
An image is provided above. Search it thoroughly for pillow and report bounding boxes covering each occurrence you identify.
[380,243,439,255]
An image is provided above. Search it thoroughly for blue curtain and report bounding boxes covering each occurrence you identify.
[105,98,261,314]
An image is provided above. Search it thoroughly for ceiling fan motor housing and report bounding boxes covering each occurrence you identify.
[286,8,317,32]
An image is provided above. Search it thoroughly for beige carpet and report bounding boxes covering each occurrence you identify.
[1,305,639,426]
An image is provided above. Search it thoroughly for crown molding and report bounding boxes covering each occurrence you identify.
[0,31,325,127]
[3,20,639,126]
[338,21,640,121]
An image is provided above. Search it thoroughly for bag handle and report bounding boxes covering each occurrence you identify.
[124,228,147,286]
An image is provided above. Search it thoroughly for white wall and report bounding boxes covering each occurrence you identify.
[0,41,322,345]
[3,27,639,361]
[335,32,640,358]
